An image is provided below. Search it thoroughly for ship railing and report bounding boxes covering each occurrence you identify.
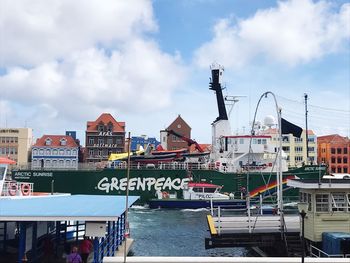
[10,161,219,171]
[310,244,350,258]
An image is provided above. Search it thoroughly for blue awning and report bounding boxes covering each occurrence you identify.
[0,195,139,221]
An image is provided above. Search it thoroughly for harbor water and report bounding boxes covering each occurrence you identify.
[128,207,256,257]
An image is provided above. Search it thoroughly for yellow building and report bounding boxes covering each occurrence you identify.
[265,129,317,167]
[0,128,33,166]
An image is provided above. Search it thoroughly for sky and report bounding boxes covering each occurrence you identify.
[0,0,349,144]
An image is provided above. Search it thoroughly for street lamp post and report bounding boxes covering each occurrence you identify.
[298,202,308,263]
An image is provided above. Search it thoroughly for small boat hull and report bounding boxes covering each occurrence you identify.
[148,199,246,209]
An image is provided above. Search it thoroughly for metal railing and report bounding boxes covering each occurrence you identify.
[310,245,350,258]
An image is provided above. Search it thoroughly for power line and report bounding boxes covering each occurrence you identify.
[277,95,350,113]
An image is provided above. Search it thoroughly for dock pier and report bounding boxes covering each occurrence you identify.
[205,213,302,256]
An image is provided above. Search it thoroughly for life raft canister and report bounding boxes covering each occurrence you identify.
[21,183,31,196]
[8,182,18,196]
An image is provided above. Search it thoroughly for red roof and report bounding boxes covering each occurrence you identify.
[34,135,78,148]
[86,113,125,132]
[0,157,16,164]
[188,182,221,188]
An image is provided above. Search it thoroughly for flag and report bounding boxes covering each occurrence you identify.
[281,118,303,138]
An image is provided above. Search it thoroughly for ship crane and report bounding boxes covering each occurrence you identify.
[166,130,205,153]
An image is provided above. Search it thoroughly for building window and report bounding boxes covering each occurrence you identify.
[331,193,346,212]
[107,138,113,145]
[308,147,315,152]
[337,157,342,164]
[331,167,336,173]
[331,148,335,154]
[88,137,94,145]
[60,139,67,146]
[98,138,104,145]
[294,137,303,142]
[89,149,94,156]
[53,149,58,155]
[39,149,44,155]
[98,150,102,156]
[45,138,52,146]
[344,148,348,154]
[344,167,348,173]
[72,150,77,156]
[316,194,329,212]
[282,146,290,152]
[337,167,342,173]
[337,148,342,154]
[295,146,303,152]
[98,125,104,132]
[295,156,303,162]
[46,149,51,156]
[331,157,336,163]
[59,149,64,155]
[344,157,348,164]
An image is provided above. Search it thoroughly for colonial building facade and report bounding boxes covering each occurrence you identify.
[317,134,349,174]
[32,135,79,169]
[85,113,125,163]
[0,128,33,166]
[160,115,191,150]
[264,129,317,167]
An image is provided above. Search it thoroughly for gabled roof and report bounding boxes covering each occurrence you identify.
[34,135,78,148]
[318,134,349,144]
[167,114,191,130]
[86,113,125,132]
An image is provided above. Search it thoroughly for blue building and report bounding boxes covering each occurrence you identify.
[130,136,160,151]
[31,135,79,169]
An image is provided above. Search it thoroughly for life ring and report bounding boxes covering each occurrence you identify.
[8,182,17,196]
[21,183,31,196]
[162,191,169,199]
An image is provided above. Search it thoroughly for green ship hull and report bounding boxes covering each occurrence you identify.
[12,165,326,203]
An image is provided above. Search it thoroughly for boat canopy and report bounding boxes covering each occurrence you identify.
[188,182,221,188]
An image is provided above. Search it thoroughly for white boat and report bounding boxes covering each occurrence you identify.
[149,182,246,209]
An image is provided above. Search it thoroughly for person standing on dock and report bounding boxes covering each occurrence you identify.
[80,236,93,263]
[67,246,82,263]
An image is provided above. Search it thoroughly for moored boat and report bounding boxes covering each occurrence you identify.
[149,182,246,209]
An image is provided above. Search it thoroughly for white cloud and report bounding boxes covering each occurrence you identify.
[194,0,350,68]
[1,40,186,120]
[0,0,187,139]
[0,0,157,67]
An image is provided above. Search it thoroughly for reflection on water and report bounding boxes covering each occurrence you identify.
[128,207,256,257]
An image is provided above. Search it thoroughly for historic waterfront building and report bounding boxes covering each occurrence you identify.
[160,115,191,151]
[85,113,125,163]
[0,128,33,166]
[264,129,317,167]
[31,135,79,169]
[318,134,349,174]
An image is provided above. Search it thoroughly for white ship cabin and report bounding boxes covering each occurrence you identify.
[213,135,287,173]
[287,178,350,243]
[183,182,229,200]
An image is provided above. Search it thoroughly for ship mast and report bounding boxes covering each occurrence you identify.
[209,63,231,159]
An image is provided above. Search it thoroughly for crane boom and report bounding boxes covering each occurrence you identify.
[166,130,204,152]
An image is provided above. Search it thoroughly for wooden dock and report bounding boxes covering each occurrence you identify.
[207,214,300,235]
[205,214,302,256]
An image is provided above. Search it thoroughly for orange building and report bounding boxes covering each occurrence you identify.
[317,134,349,173]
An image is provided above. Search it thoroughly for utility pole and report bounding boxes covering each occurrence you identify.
[304,93,309,165]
